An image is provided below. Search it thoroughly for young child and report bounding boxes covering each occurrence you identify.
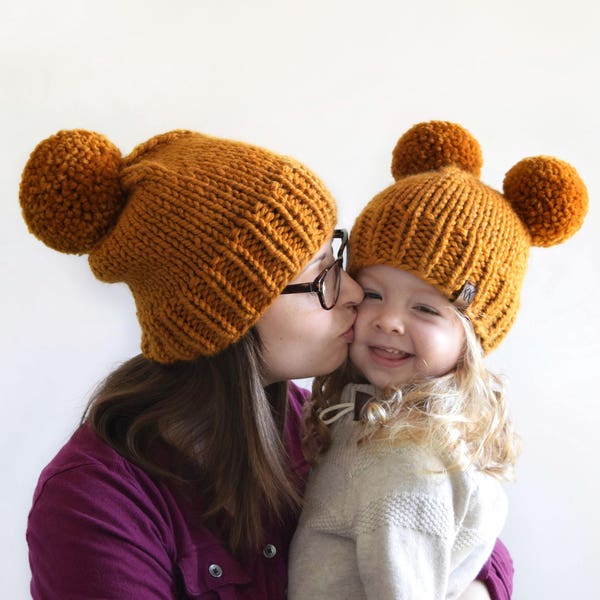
[288,121,588,599]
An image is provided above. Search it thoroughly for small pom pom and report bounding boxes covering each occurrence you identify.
[503,156,588,247]
[19,129,125,254]
[391,121,483,180]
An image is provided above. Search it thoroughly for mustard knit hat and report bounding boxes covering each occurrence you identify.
[20,129,336,362]
[350,121,588,352]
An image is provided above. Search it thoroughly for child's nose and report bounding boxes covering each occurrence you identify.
[374,309,406,335]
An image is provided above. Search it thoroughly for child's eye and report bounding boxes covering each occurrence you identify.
[363,290,382,300]
[415,304,440,316]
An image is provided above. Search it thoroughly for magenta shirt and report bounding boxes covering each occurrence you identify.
[27,383,513,599]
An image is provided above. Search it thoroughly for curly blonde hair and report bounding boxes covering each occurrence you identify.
[303,310,520,481]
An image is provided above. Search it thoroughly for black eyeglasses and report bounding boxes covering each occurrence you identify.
[281,229,348,310]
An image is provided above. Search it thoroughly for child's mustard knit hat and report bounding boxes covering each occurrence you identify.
[349,121,588,353]
[20,129,336,363]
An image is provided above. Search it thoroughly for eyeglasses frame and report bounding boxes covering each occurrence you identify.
[281,229,348,310]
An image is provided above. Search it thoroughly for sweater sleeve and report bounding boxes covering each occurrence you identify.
[477,538,514,600]
[355,518,451,599]
[27,457,179,599]
[351,448,507,600]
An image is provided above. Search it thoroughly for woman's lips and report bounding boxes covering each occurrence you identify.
[341,326,355,343]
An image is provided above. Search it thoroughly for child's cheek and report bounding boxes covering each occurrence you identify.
[350,305,371,345]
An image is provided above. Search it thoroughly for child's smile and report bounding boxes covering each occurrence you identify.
[368,345,414,367]
[349,265,465,390]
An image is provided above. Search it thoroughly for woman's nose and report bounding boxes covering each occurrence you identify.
[338,270,364,307]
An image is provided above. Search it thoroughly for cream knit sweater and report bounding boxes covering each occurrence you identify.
[288,384,507,600]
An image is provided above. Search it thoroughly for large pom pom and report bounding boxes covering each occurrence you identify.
[391,121,483,180]
[503,156,588,247]
[20,130,124,254]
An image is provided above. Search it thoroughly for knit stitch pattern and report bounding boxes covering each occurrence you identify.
[288,385,507,599]
[349,121,588,352]
[354,492,453,538]
[20,129,337,362]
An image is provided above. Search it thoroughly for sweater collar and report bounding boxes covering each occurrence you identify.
[319,383,380,425]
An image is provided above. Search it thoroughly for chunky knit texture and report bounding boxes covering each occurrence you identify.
[350,121,588,352]
[288,383,507,599]
[20,129,337,362]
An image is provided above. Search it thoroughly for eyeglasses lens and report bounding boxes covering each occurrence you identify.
[331,234,347,268]
[322,261,341,309]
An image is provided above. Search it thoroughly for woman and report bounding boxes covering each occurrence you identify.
[20,128,512,598]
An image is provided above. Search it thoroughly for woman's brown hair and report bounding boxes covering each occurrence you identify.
[83,328,301,557]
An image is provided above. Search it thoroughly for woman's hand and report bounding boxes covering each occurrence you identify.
[459,580,491,600]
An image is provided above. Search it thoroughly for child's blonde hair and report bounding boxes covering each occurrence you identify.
[304,119,586,481]
[304,309,520,481]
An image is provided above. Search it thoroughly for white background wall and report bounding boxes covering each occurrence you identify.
[2,1,599,597]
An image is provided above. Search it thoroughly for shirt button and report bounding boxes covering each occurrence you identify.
[208,564,223,578]
[263,543,277,558]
